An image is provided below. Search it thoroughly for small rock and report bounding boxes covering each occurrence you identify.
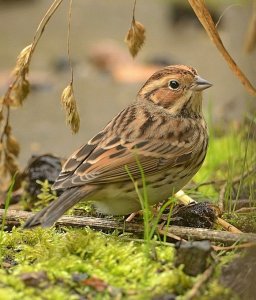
[220,247,256,300]
[175,240,212,276]
[20,271,49,287]
[24,154,62,197]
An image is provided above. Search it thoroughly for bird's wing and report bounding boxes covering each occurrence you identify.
[52,103,203,190]
[53,128,196,190]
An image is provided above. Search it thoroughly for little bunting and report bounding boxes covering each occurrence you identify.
[24,65,212,228]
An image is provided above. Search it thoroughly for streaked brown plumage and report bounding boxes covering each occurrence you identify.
[24,65,212,228]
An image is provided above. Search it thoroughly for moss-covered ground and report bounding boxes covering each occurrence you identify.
[0,121,255,299]
[0,227,237,300]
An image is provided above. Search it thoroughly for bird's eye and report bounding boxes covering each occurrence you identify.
[168,80,180,90]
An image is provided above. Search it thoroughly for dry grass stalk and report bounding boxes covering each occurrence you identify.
[3,0,64,108]
[31,0,64,53]
[188,0,256,96]
[125,0,146,57]
[0,0,64,184]
[59,0,80,134]
[215,4,242,29]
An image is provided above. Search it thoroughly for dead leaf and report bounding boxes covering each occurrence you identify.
[82,277,108,292]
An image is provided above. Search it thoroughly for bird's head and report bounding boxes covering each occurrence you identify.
[137,65,212,116]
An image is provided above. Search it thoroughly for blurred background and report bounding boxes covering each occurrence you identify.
[0,0,255,166]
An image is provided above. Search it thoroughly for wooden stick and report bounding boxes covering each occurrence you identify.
[160,225,256,244]
[215,217,242,234]
[235,207,256,213]
[212,242,256,251]
[174,190,197,205]
[1,209,256,244]
[0,209,141,232]
[157,227,185,242]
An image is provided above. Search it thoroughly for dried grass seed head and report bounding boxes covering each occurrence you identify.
[61,84,80,134]
[13,44,32,76]
[125,19,146,57]
[6,135,20,157]
[9,77,30,107]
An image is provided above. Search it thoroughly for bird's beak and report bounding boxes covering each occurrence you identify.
[191,75,212,91]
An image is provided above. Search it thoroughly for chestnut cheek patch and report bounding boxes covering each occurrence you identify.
[151,88,182,109]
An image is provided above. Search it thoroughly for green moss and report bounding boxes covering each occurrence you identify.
[0,227,196,299]
[1,225,243,299]
[198,280,238,300]
[223,213,256,233]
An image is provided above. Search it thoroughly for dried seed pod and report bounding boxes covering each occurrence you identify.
[0,143,3,161]
[125,19,146,57]
[69,109,80,134]
[9,77,30,107]
[6,135,20,157]
[0,110,3,122]
[5,152,19,176]
[4,125,12,136]
[61,83,80,134]
[13,44,32,76]
[0,164,8,177]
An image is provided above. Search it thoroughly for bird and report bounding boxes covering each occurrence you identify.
[23,65,212,228]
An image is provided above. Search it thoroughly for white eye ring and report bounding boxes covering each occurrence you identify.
[168,80,180,90]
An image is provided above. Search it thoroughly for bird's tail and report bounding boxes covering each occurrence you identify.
[23,186,94,228]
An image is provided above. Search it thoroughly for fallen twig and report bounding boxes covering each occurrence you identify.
[235,207,256,214]
[1,209,256,244]
[159,225,255,244]
[157,226,186,242]
[215,217,242,234]
[212,242,256,251]
[231,199,253,210]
